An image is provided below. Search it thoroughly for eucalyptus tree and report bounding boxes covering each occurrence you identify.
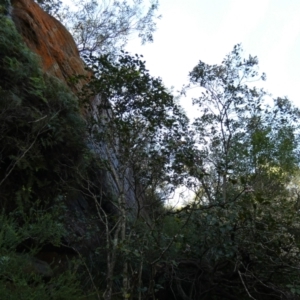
[171,44,300,299]
[188,44,299,205]
[79,52,192,299]
[36,0,160,56]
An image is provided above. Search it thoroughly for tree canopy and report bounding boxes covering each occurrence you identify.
[36,0,160,55]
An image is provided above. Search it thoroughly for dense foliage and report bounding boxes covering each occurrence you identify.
[173,45,300,299]
[0,14,90,299]
[1,1,300,299]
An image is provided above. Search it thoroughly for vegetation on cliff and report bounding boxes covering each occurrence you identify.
[1,1,300,299]
[0,14,88,299]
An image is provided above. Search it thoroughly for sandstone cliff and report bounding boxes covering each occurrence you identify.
[11,0,88,90]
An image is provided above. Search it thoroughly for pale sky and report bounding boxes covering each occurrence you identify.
[125,0,300,119]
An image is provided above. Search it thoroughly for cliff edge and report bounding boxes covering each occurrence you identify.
[11,0,88,89]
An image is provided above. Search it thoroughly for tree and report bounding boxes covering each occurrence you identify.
[36,0,161,56]
[167,44,300,299]
[35,0,63,17]
[188,44,299,205]
[78,52,192,299]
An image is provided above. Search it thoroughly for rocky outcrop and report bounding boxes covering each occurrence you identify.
[11,0,88,90]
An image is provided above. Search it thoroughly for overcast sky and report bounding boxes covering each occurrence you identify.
[125,0,300,120]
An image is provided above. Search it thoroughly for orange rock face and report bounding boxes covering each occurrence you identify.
[11,0,88,90]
